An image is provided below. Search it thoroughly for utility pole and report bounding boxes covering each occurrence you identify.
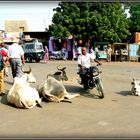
[43,18,47,31]
[0,30,6,38]
[43,18,48,32]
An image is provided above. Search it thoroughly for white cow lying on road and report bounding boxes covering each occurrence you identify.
[7,66,42,109]
[131,78,140,96]
[38,76,80,103]
[38,67,80,103]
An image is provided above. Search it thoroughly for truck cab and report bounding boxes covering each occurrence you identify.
[22,40,44,63]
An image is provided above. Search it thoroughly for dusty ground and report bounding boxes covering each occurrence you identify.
[1,60,140,138]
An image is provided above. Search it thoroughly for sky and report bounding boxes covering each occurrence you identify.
[0,1,60,32]
[0,1,130,32]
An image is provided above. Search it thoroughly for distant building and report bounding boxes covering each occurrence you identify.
[5,20,28,32]
[23,31,51,46]
[135,32,140,45]
[3,20,28,39]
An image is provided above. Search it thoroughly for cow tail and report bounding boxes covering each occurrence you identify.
[36,100,42,108]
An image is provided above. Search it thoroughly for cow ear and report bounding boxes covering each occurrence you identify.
[62,67,66,71]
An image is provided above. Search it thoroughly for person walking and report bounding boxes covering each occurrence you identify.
[7,39,25,80]
[77,45,82,57]
[95,45,100,60]
[90,48,96,60]
[0,42,9,77]
[61,47,67,60]
[0,43,5,95]
[106,44,112,62]
[43,45,49,63]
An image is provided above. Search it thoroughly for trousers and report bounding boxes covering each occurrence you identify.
[0,69,4,93]
[79,66,98,84]
[9,58,23,78]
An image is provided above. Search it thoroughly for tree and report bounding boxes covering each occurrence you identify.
[129,3,140,33]
[49,2,130,43]
[85,3,130,43]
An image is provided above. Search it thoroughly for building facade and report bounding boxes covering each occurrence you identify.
[5,20,28,32]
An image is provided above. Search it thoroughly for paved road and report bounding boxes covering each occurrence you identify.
[1,60,140,138]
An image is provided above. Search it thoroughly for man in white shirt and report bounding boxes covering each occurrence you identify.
[77,47,101,84]
[106,44,112,62]
[77,46,82,56]
[8,39,25,79]
[90,48,96,60]
[95,45,100,60]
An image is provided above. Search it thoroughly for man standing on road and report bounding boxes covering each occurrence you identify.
[77,47,102,84]
[95,45,100,60]
[7,39,25,80]
[106,44,112,62]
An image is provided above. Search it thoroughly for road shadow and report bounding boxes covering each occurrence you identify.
[116,90,132,96]
[0,93,28,109]
[65,84,102,99]
[1,93,9,105]
[0,90,20,109]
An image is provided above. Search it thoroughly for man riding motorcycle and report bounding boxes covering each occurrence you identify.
[77,47,102,85]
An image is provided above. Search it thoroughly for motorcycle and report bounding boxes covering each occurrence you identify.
[77,65,104,99]
[49,50,65,60]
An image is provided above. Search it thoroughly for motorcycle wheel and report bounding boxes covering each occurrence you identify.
[83,81,88,90]
[96,78,104,99]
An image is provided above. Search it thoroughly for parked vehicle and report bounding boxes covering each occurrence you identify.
[111,43,129,61]
[94,42,109,60]
[77,65,104,99]
[22,41,44,63]
[49,50,65,60]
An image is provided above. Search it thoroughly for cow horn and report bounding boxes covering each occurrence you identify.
[57,66,66,71]
[47,74,53,79]
[62,67,66,71]
[21,66,32,74]
[57,66,61,71]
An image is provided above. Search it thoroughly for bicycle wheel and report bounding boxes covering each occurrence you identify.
[96,78,104,99]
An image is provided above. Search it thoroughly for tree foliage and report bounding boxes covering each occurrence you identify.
[129,3,140,33]
[48,2,130,43]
